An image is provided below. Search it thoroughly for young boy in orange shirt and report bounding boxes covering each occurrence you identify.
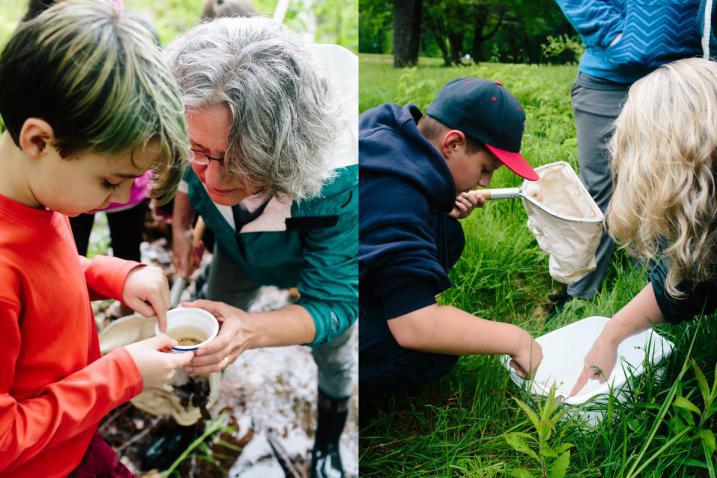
[0,1,193,476]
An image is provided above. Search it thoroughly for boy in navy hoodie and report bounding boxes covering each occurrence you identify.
[359,78,542,393]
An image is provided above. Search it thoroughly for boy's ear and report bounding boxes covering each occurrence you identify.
[18,118,56,159]
[440,130,466,160]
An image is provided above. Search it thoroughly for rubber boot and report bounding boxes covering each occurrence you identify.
[310,388,349,478]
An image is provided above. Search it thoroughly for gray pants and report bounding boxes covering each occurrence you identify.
[567,72,631,299]
[204,243,356,399]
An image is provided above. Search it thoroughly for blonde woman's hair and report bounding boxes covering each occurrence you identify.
[0,0,188,204]
[608,57,717,297]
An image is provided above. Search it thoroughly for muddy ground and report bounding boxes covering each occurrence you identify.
[91,212,358,477]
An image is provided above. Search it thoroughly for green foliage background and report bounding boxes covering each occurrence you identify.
[0,0,357,149]
[360,54,717,477]
[359,0,578,64]
[0,0,357,51]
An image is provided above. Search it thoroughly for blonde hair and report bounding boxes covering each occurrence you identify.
[608,57,717,297]
[0,0,188,204]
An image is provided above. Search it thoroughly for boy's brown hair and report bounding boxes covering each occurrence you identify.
[0,0,188,203]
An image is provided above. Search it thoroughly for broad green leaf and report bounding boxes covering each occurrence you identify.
[674,396,701,416]
[683,458,709,469]
[549,450,570,478]
[513,397,541,431]
[504,433,540,462]
[541,446,558,458]
[509,432,538,443]
[691,359,711,403]
[700,429,716,455]
[554,443,574,454]
[508,469,535,478]
[552,409,570,424]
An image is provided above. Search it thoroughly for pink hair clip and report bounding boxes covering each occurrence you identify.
[112,0,124,12]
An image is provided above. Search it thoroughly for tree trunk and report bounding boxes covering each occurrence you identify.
[472,5,506,64]
[393,0,422,68]
[437,37,452,66]
[471,5,488,63]
[448,31,464,65]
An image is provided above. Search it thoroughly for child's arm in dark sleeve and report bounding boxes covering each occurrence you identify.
[648,257,717,324]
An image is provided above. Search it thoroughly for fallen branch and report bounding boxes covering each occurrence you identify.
[99,402,132,434]
[266,429,306,478]
[116,416,162,454]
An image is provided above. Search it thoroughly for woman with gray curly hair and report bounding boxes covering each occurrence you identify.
[168,17,357,477]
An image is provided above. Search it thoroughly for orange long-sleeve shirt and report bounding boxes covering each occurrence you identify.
[0,193,143,477]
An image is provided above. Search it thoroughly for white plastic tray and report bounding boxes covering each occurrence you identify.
[504,316,674,406]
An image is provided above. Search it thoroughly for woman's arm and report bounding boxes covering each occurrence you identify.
[181,300,316,375]
[570,282,663,395]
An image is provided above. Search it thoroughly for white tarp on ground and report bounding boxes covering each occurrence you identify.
[520,161,604,284]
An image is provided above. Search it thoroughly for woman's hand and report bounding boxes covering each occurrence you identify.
[569,334,619,396]
[122,265,170,332]
[172,226,200,279]
[181,300,253,375]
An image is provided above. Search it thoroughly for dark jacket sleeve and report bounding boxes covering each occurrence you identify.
[359,179,450,320]
[648,257,717,324]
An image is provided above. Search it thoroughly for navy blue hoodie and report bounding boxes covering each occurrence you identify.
[359,104,464,344]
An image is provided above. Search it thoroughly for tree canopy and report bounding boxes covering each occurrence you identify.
[360,0,578,67]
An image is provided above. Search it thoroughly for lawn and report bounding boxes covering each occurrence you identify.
[359,53,717,477]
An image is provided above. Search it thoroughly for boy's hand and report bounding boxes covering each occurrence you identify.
[509,333,543,379]
[124,335,194,389]
[569,335,619,397]
[122,265,170,332]
[449,191,486,219]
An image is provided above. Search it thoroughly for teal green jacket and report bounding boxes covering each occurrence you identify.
[185,165,358,346]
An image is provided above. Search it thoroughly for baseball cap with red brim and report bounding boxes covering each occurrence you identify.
[426,77,539,181]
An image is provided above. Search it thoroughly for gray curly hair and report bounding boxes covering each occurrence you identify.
[166,17,337,200]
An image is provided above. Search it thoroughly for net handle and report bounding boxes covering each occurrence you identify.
[467,187,521,201]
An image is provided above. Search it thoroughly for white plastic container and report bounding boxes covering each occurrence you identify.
[504,316,674,423]
[154,307,219,353]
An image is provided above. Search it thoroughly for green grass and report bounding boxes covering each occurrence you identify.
[359,53,717,477]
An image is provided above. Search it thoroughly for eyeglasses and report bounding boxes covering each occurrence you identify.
[188,148,225,166]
